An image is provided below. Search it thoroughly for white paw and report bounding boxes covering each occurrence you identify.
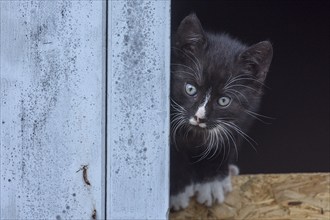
[170,165,239,210]
[195,182,213,206]
[195,180,224,206]
[194,174,235,207]
[229,164,239,176]
[170,184,194,211]
[221,176,233,193]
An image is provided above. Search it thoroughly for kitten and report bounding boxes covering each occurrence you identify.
[170,14,273,210]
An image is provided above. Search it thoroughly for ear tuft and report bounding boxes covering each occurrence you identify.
[175,13,206,53]
[239,41,273,81]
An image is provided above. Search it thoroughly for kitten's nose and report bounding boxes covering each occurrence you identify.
[194,115,206,123]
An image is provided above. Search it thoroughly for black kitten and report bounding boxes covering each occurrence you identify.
[170,14,273,210]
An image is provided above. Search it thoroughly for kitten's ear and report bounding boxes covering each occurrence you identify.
[239,41,273,82]
[175,13,207,53]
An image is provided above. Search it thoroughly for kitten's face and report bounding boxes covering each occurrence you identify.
[171,14,272,137]
[171,62,244,130]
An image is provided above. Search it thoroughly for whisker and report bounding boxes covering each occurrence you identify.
[244,111,272,125]
[215,120,237,161]
[224,84,259,93]
[222,121,258,153]
[208,130,220,160]
[226,89,249,104]
[220,125,234,162]
[245,110,276,120]
[170,98,187,112]
[244,109,275,125]
[183,125,192,140]
[170,118,186,150]
[217,127,228,167]
[171,63,201,82]
[224,73,234,88]
[171,70,196,78]
[226,90,242,104]
[192,130,216,163]
[225,74,267,89]
[172,47,202,75]
[225,127,239,161]
[170,98,189,151]
[171,63,197,75]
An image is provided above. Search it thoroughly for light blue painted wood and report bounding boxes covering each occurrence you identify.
[1,0,170,218]
[0,1,105,219]
[107,0,170,219]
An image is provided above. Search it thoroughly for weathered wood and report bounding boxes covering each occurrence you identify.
[170,173,330,220]
[107,0,170,219]
[1,1,105,219]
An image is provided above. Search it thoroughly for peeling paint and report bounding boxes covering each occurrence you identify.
[91,209,97,220]
[77,165,91,186]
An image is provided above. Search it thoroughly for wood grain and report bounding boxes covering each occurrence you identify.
[170,173,330,220]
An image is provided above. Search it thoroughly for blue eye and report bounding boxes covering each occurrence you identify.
[218,96,231,107]
[185,83,197,96]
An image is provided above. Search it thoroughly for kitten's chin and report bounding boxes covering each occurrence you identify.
[198,123,207,128]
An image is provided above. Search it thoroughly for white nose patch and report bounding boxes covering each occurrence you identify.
[195,106,206,119]
[196,92,211,119]
[189,91,211,127]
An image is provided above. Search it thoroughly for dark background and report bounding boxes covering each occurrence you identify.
[171,0,330,174]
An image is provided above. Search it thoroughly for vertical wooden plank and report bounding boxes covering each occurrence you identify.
[107,0,170,219]
[0,1,105,219]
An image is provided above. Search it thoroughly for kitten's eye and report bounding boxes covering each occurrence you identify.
[185,83,197,96]
[218,96,232,107]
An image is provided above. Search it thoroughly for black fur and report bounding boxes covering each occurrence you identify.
[170,14,273,196]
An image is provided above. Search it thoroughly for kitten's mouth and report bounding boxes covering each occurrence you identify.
[189,117,207,128]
